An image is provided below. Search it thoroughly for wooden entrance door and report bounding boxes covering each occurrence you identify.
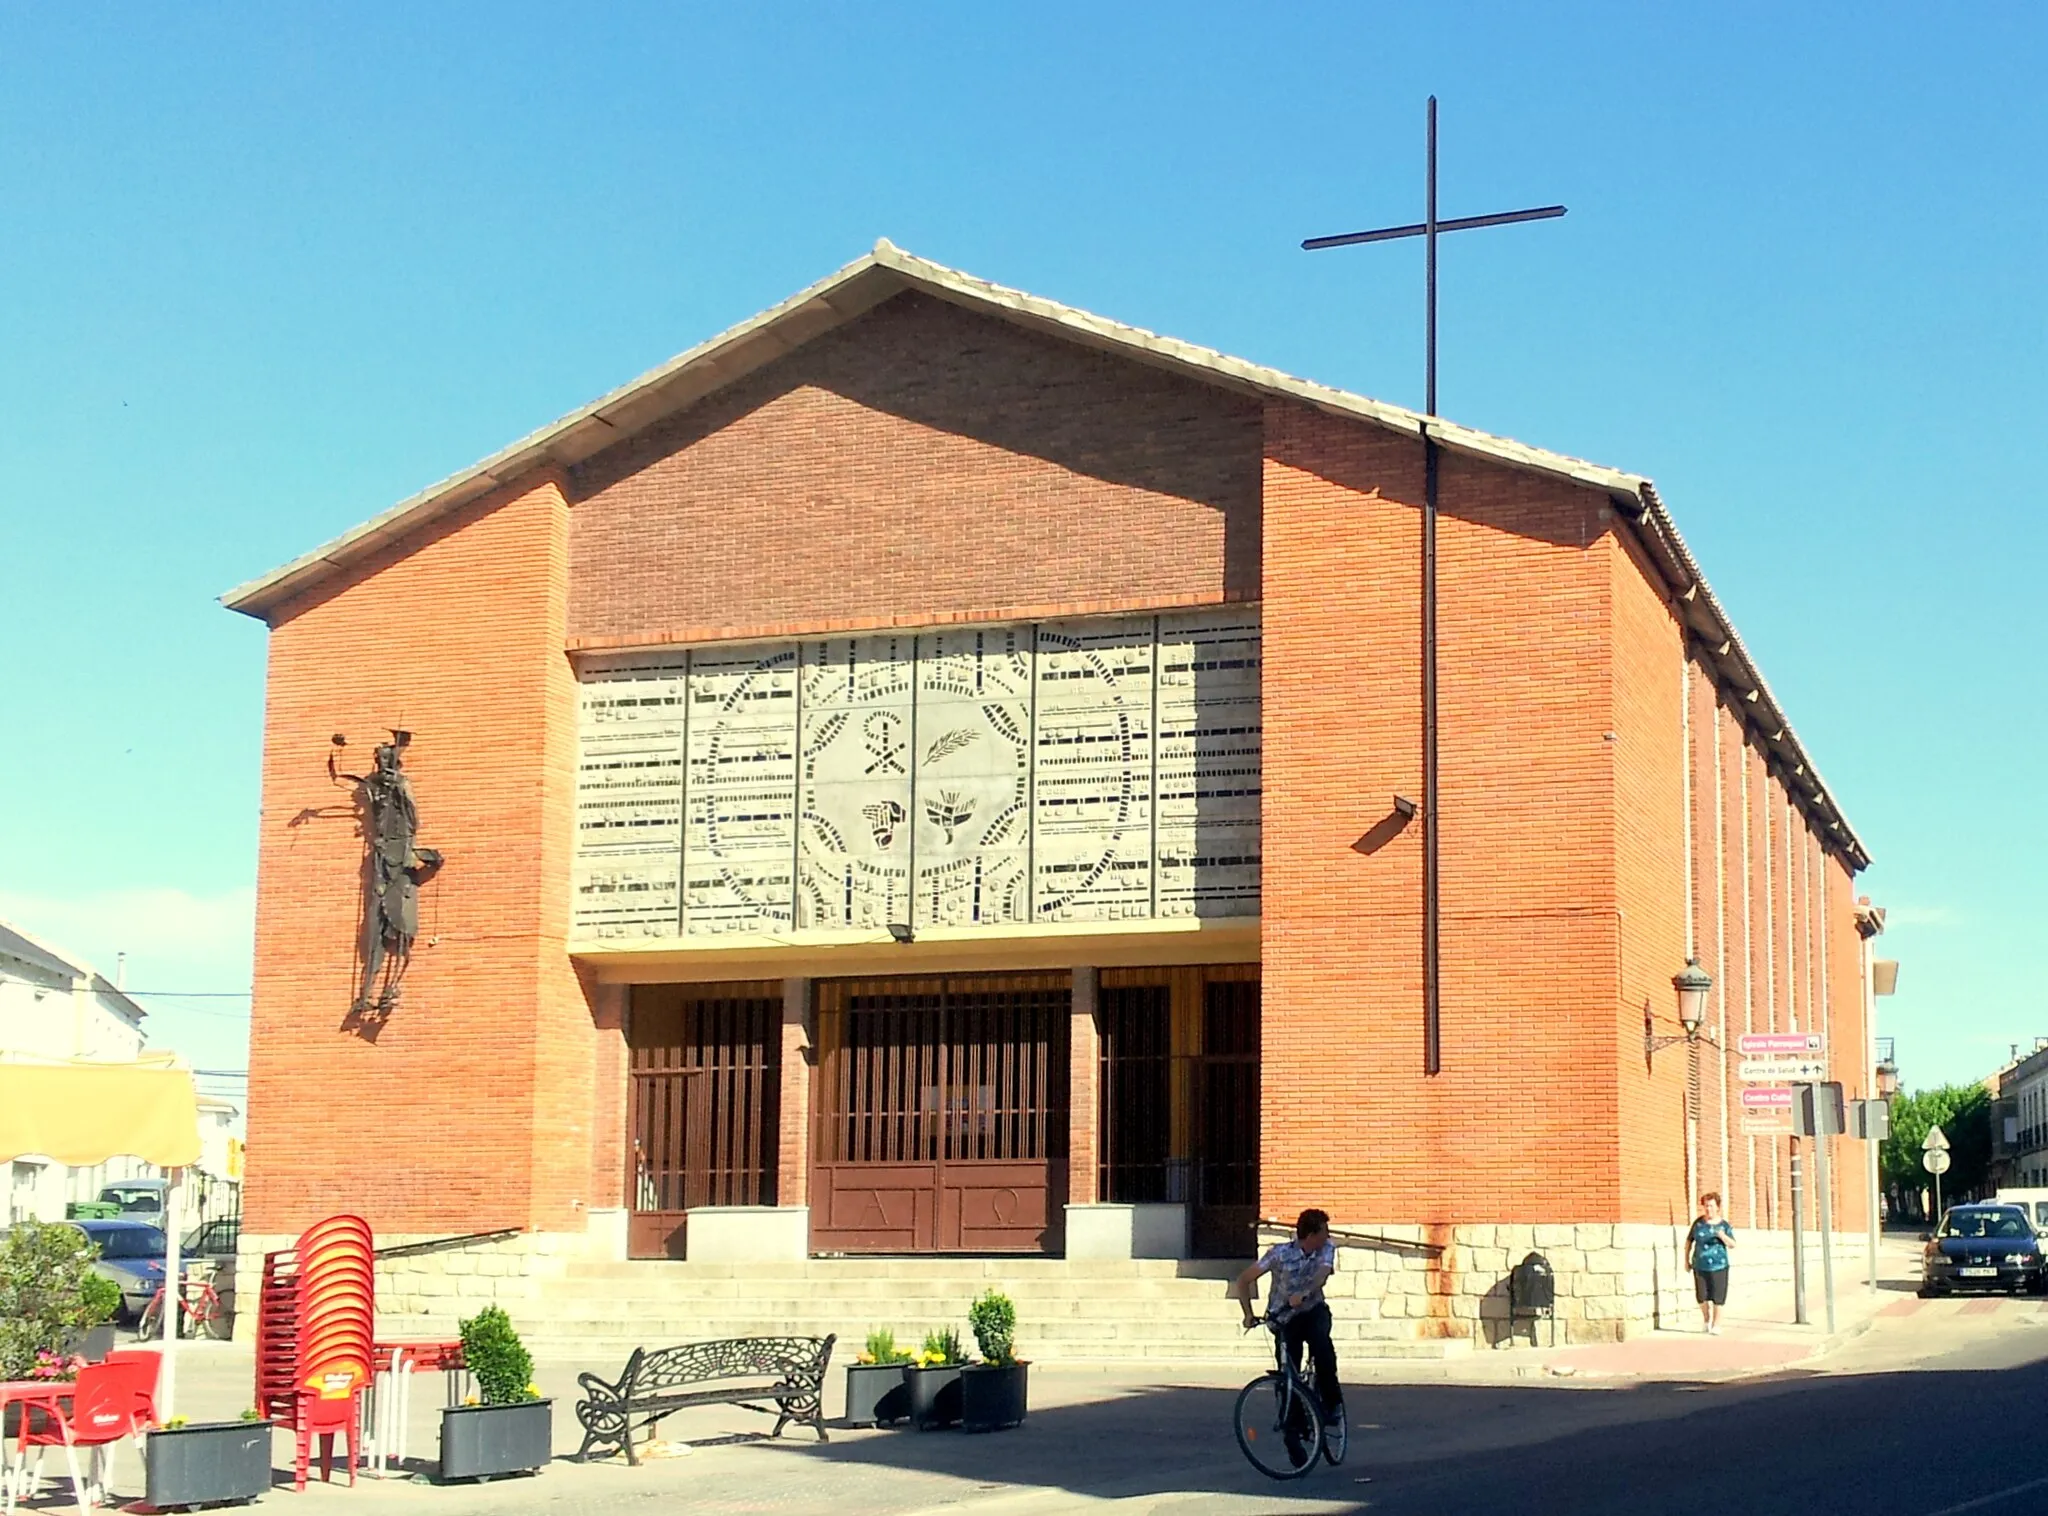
[627,983,782,1259]
[811,973,1070,1253]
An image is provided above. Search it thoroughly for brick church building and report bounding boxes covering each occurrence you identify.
[227,242,1877,1341]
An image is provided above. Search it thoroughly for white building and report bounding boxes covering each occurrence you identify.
[0,918,156,1223]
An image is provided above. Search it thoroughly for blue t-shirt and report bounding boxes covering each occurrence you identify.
[1689,1219,1733,1273]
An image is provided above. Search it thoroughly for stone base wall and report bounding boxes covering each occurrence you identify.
[1308,1222,1875,1345]
[228,1229,593,1344]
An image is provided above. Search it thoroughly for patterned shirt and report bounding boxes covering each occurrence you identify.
[1260,1237,1337,1315]
[1689,1219,1733,1273]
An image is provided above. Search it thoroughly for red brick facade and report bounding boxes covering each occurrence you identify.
[240,287,1869,1242]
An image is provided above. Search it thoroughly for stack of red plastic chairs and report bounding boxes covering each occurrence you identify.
[255,1214,374,1490]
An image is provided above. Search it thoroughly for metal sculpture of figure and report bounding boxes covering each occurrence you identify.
[331,730,443,1017]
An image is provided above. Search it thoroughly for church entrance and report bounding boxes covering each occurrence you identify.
[1097,964,1260,1258]
[625,982,782,1259]
[810,972,1070,1253]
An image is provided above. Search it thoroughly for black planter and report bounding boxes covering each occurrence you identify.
[904,1365,962,1431]
[65,1324,118,1361]
[844,1363,911,1427]
[439,1400,554,1481]
[961,1363,1029,1432]
[144,1419,272,1510]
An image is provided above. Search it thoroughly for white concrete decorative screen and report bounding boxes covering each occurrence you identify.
[572,608,1261,940]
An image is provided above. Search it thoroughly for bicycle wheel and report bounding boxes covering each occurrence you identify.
[138,1296,164,1340]
[1233,1372,1323,1480]
[1320,1398,1348,1466]
[200,1292,234,1341]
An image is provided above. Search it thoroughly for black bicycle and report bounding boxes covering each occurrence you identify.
[1232,1309,1348,1480]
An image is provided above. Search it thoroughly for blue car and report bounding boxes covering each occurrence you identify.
[1919,1204,2046,1297]
[69,1219,168,1322]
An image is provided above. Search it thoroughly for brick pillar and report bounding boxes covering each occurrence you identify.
[588,978,629,1210]
[778,978,813,1208]
[1069,967,1100,1205]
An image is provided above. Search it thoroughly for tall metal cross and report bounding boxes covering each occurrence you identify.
[1303,96,1565,1077]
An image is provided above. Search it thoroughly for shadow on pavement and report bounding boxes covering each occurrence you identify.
[684,1353,2048,1516]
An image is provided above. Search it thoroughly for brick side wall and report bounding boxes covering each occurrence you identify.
[1610,528,1692,1224]
[246,475,595,1237]
[566,292,1265,647]
[1260,401,1620,1224]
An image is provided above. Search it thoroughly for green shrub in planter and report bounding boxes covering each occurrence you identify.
[846,1328,913,1426]
[963,1290,1028,1432]
[145,1418,273,1508]
[905,1328,966,1431]
[441,1306,552,1481]
[0,1219,102,1380]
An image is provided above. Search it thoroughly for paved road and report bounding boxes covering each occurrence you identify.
[1354,1292,2048,1516]
[27,1287,2048,1514]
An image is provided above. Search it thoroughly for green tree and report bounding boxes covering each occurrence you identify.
[1882,1084,1993,1220]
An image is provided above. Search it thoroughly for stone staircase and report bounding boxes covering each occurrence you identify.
[505,1257,1470,1363]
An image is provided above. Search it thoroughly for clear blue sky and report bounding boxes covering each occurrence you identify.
[2,3,2041,1094]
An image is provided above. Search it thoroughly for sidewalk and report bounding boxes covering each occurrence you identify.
[1510,1233,1924,1381]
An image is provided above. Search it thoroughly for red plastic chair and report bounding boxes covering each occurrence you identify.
[12,1360,155,1513]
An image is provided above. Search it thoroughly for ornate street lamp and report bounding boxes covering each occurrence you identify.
[1645,957,1716,1062]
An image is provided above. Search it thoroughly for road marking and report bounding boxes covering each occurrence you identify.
[1959,1299,2001,1317]
[1919,1473,2048,1515]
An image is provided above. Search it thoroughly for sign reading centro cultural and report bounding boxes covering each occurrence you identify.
[571,608,1262,939]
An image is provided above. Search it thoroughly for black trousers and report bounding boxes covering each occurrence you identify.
[1282,1302,1343,1412]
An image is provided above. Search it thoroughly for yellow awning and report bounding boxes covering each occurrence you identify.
[0,1058,201,1168]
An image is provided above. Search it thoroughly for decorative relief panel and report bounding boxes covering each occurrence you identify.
[1155,608,1262,917]
[571,611,1261,943]
[683,643,798,934]
[914,627,1033,928]
[797,634,914,930]
[572,652,687,938]
[1033,619,1154,921]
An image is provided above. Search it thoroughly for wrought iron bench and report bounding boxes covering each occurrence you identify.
[574,1335,836,1464]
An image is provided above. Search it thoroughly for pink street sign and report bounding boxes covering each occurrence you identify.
[1741,1086,1794,1108]
[1738,1032,1825,1057]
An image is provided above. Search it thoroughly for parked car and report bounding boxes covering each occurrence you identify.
[70,1219,168,1322]
[1919,1203,2046,1297]
[97,1179,171,1219]
[182,1217,241,1260]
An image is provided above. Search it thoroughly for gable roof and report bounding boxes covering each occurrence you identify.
[0,919,148,1023]
[219,241,1869,869]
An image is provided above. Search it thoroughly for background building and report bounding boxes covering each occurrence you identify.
[0,919,152,1221]
[227,244,1880,1343]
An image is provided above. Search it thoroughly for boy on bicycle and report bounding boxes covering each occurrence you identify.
[1231,1207,1342,1417]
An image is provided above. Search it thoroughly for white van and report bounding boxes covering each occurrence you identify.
[1994,1189,2048,1234]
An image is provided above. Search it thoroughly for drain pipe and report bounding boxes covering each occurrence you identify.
[1423,428,1441,1076]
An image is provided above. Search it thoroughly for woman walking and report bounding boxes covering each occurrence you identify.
[1686,1192,1736,1334]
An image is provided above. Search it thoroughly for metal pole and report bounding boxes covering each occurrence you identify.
[1868,1120,1881,1292]
[1816,1123,1837,1334]
[1421,94,1442,1077]
[1790,1137,1808,1325]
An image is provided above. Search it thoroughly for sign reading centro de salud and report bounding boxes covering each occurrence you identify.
[569,608,1263,941]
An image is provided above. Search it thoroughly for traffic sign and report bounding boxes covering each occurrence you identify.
[1922,1148,1952,1175]
[1740,1057,1828,1082]
[1738,1032,1826,1057]
[1741,1086,1793,1108]
[1923,1125,1950,1153]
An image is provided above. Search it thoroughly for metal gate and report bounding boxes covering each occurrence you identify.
[811,973,1069,1253]
[1097,966,1259,1258]
[627,983,782,1259]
